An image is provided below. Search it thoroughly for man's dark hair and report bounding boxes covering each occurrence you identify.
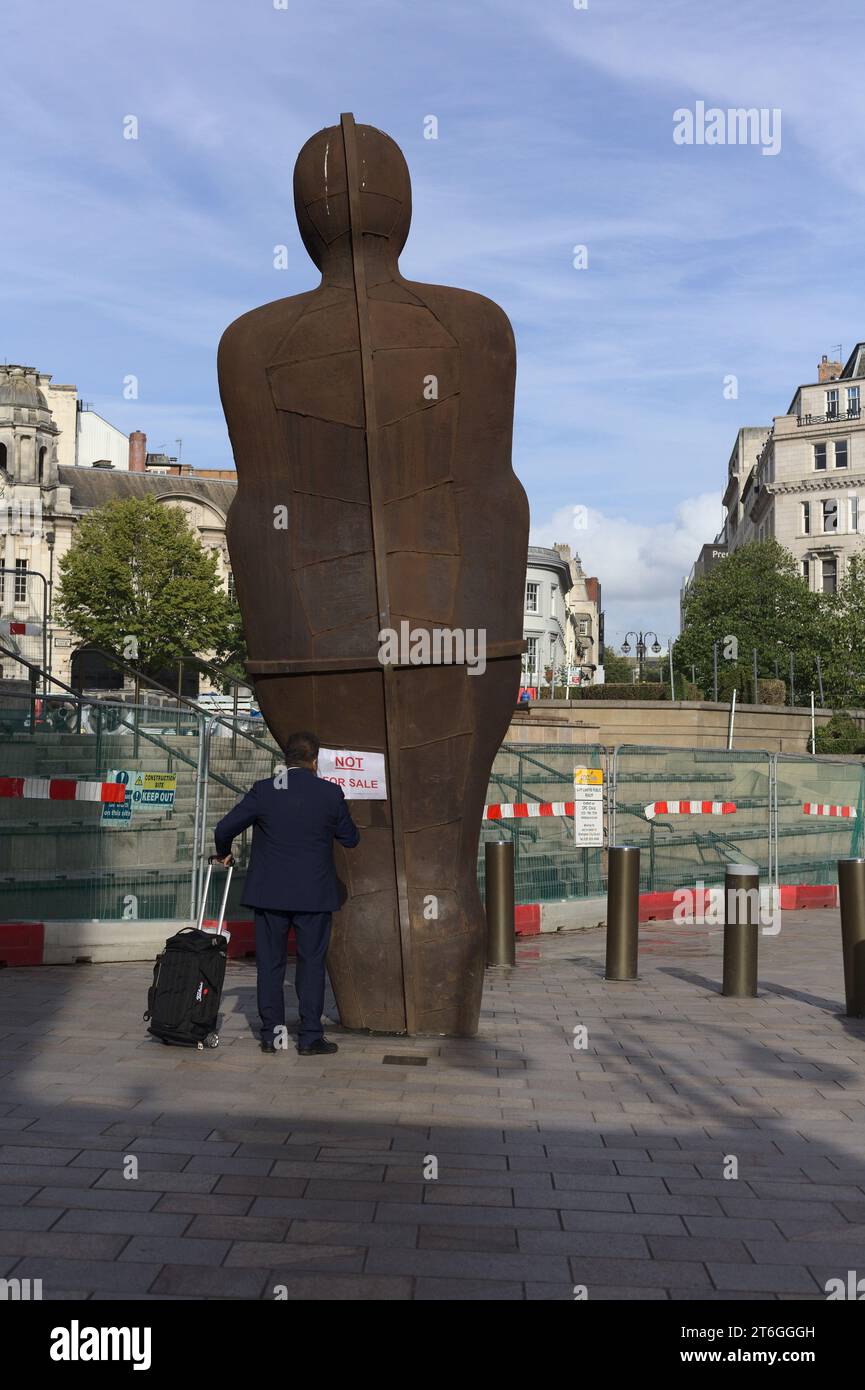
[283,731,320,767]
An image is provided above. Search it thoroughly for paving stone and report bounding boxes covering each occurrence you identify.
[0,1144,84,1164]
[95,1169,219,1194]
[519,1229,649,1258]
[0,1230,128,1259]
[260,1274,413,1300]
[228,1242,364,1273]
[150,1264,270,1299]
[707,1263,822,1293]
[418,1223,517,1252]
[213,1175,308,1199]
[415,1276,524,1299]
[365,1247,571,1282]
[119,1235,231,1265]
[288,1219,419,1249]
[29,1186,159,1212]
[52,1209,191,1237]
[0,1207,65,1231]
[154,1192,255,1217]
[8,1257,162,1293]
[251,1196,377,1223]
[375,1200,559,1229]
[186,1214,289,1242]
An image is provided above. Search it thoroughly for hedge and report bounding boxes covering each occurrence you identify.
[563,683,671,701]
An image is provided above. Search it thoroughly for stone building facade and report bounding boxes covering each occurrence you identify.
[522,544,603,689]
[0,364,236,689]
[684,344,865,614]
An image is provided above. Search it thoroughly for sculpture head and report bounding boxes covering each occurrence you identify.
[293,119,412,271]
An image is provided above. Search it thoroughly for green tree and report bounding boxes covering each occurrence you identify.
[674,540,826,702]
[602,646,635,683]
[818,550,865,708]
[56,496,239,675]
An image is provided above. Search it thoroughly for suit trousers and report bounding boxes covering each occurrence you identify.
[254,909,332,1048]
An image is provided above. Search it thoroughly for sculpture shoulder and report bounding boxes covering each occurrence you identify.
[400,280,515,355]
[218,291,321,375]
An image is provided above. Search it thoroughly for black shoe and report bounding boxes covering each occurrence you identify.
[260,1039,277,1054]
[297,1037,338,1056]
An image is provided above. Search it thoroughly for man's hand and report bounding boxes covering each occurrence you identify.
[211,853,234,867]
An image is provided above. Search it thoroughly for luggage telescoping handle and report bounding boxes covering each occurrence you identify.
[195,857,233,936]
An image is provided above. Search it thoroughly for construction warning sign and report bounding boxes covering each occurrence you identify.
[573,766,604,847]
[101,769,177,824]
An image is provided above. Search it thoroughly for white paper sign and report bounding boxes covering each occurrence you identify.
[318,748,388,800]
[573,767,604,847]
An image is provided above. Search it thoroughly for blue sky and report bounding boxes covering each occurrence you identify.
[3,0,864,643]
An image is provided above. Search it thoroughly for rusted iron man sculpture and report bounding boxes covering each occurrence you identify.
[218,115,529,1034]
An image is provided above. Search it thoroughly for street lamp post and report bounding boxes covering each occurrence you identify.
[621,630,662,684]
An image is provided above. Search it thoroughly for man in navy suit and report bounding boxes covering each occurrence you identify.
[213,731,360,1056]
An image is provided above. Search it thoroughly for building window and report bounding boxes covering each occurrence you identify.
[851,496,860,533]
[227,572,236,603]
[802,558,810,585]
[38,446,47,482]
[848,385,860,417]
[814,442,827,471]
[801,501,811,535]
[826,388,839,419]
[822,556,837,594]
[525,582,539,613]
[579,618,590,637]
[14,559,28,604]
[835,439,849,469]
[0,443,7,473]
[524,635,538,670]
[823,499,838,533]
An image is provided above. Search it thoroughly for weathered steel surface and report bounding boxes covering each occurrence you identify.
[218,115,529,1035]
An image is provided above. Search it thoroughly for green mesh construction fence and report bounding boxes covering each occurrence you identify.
[774,755,865,885]
[4,716,864,919]
[613,745,772,894]
[197,720,282,923]
[0,700,205,922]
[478,743,608,904]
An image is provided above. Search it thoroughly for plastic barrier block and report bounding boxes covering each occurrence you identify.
[203,919,297,959]
[0,922,45,966]
[795,884,838,909]
[638,892,677,922]
[514,904,541,936]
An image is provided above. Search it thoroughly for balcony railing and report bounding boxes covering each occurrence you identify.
[797,407,861,426]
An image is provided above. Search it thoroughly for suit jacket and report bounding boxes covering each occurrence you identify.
[214,768,360,912]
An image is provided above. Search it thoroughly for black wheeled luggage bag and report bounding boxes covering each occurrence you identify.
[143,859,232,1049]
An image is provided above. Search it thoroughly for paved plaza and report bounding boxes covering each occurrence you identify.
[1,909,864,1301]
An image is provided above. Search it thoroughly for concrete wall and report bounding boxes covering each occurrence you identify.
[507,698,863,753]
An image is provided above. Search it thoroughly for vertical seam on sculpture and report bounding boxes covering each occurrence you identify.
[341,111,415,1035]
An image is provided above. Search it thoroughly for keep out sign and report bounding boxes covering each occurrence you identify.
[318,748,388,800]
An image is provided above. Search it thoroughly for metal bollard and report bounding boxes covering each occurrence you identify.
[605,845,640,980]
[837,858,865,1018]
[722,864,759,997]
[485,841,515,966]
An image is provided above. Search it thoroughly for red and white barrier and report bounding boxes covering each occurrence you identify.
[0,620,41,636]
[0,776,125,804]
[644,799,736,821]
[803,803,857,818]
[484,801,575,820]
